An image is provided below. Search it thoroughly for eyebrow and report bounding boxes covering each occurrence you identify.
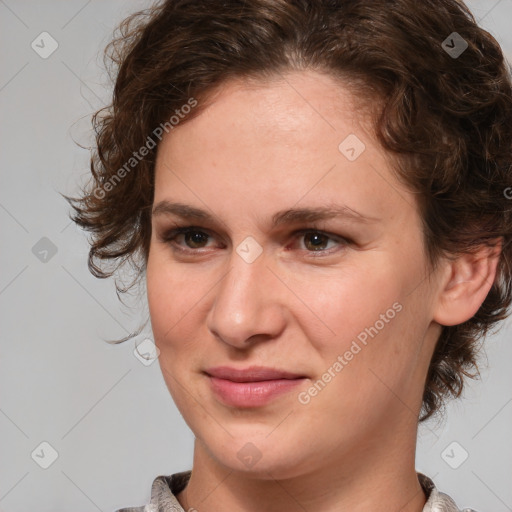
[152,200,380,227]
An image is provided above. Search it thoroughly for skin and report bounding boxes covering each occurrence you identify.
[145,70,499,512]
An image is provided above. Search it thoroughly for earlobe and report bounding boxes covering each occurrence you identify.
[433,240,502,327]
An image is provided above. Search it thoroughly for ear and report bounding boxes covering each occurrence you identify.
[433,240,502,327]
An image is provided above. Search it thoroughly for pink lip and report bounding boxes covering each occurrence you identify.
[204,366,307,407]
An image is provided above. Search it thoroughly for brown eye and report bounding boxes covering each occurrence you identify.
[159,227,215,251]
[183,230,210,248]
[303,232,331,251]
[298,230,345,252]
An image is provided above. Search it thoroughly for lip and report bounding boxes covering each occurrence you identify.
[204,366,307,407]
[205,365,305,382]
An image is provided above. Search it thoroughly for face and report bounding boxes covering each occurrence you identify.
[146,70,444,479]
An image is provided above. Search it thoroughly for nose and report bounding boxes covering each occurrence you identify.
[206,248,287,349]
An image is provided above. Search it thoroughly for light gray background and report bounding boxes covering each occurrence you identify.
[0,1,511,511]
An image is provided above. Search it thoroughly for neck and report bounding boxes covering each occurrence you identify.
[177,418,426,512]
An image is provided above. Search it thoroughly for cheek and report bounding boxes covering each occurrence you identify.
[146,245,228,390]
[146,251,207,403]
[291,254,429,411]
[146,249,200,349]
[289,260,405,353]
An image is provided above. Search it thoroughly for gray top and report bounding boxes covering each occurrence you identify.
[114,471,478,512]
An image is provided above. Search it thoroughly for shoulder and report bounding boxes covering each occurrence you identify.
[419,473,480,512]
[114,471,191,512]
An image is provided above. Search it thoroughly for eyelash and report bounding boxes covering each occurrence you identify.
[158,225,351,257]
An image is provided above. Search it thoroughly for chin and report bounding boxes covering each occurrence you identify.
[201,434,314,480]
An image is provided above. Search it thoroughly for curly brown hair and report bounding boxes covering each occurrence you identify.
[64,0,512,421]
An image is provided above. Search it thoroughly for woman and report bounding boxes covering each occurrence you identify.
[65,0,512,510]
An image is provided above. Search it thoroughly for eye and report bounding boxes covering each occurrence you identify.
[180,230,210,249]
[158,225,349,256]
[293,230,348,254]
[159,227,218,251]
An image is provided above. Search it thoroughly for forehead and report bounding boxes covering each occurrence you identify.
[153,70,417,226]
[188,71,366,145]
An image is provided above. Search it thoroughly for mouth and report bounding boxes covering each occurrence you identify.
[204,365,306,382]
[204,366,307,407]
